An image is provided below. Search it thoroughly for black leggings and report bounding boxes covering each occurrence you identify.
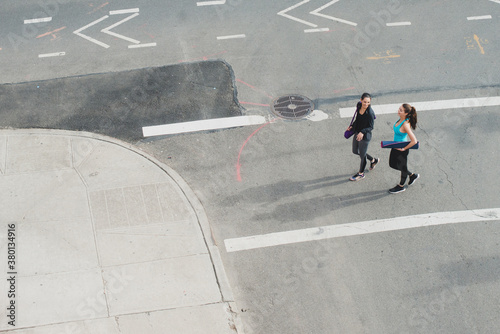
[352,137,373,173]
[389,149,412,185]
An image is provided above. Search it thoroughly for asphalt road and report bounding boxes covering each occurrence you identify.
[2,1,500,333]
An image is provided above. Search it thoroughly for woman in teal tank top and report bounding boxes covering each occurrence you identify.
[393,119,409,142]
[388,104,419,194]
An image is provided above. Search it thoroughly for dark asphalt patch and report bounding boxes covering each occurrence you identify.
[0,60,242,142]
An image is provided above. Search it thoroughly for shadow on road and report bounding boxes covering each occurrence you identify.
[222,175,389,223]
[251,189,389,223]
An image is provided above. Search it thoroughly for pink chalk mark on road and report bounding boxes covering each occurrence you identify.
[88,2,109,14]
[240,101,270,107]
[236,120,275,182]
[236,79,274,99]
[178,50,228,63]
[36,26,66,41]
[333,87,355,94]
[139,23,155,39]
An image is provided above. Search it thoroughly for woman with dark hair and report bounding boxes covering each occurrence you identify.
[388,103,419,194]
[347,93,379,181]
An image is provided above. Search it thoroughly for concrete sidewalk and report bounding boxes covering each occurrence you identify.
[0,129,242,333]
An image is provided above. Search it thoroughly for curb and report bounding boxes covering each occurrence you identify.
[0,128,246,334]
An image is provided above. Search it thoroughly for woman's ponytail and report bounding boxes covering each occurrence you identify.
[403,103,418,129]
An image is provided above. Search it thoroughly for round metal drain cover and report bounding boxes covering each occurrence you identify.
[271,95,314,120]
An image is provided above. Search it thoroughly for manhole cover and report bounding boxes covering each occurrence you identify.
[271,95,314,120]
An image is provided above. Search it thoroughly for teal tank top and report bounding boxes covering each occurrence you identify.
[393,120,409,142]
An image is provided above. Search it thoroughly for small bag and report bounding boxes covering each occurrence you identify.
[344,128,355,139]
[344,109,357,139]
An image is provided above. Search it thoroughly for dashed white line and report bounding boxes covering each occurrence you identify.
[489,0,500,4]
[38,52,66,58]
[128,43,157,48]
[339,96,500,118]
[387,22,411,26]
[217,34,246,40]
[197,0,226,6]
[109,8,139,15]
[224,208,500,252]
[143,115,267,137]
[304,28,329,33]
[467,15,492,20]
[24,17,52,24]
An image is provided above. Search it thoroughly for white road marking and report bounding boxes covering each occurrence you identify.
[197,0,226,6]
[110,8,139,15]
[310,0,357,26]
[339,96,500,118]
[224,208,500,252]
[143,115,267,137]
[73,15,110,48]
[387,22,411,26]
[101,13,140,44]
[128,43,157,48]
[490,0,500,3]
[304,28,330,33]
[24,17,52,24]
[278,0,318,28]
[217,34,246,40]
[306,110,328,121]
[467,15,492,20]
[38,52,66,58]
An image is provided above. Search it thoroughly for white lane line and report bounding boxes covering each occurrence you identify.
[101,13,140,44]
[310,0,357,26]
[224,208,500,252]
[128,43,157,48]
[490,0,500,3]
[110,8,139,15]
[387,21,411,26]
[217,34,246,40]
[467,15,492,20]
[304,28,329,33]
[278,0,318,28]
[197,0,226,6]
[339,96,500,118]
[143,115,267,137]
[24,17,52,24]
[73,15,110,49]
[38,52,66,58]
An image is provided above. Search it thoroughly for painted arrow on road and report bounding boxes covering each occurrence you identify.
[278,0,357,28]
[309,0,357,26]
[102,11,140,45]
[73,8,142,48]
[73,15,111,48]
[278,0,318,28]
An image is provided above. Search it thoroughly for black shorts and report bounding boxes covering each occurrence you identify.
[389,148,409,171]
